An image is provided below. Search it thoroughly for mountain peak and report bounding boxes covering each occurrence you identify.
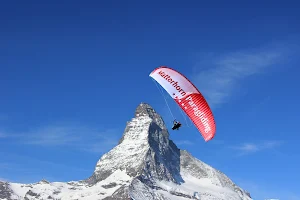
[135,102,167,130]
[86,102,173,185]
[135,102,154,117]
[0,102,252,200]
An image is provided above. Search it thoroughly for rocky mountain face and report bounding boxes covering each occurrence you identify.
[0,103,252,200]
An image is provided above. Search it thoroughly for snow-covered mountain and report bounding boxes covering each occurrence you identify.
[0,103,252,200]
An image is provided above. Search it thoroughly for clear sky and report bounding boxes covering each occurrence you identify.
[1,1,300,199]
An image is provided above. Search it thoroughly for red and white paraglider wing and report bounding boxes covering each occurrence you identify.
[149,66,216,141]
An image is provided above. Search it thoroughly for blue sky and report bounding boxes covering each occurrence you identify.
[0,0,300,199]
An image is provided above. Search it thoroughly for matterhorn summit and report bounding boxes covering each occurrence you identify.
[0,103,252,200]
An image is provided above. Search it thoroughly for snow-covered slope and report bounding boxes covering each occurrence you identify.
[0,103,252,200]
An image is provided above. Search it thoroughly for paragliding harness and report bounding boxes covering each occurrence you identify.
[172,120,182,130]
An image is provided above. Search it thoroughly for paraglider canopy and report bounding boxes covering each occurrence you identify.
[149,66,216,142]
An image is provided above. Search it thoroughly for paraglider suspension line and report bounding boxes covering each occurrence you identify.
[178,104,191,127]
[151,78,175,120]
[165,92,191,127]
